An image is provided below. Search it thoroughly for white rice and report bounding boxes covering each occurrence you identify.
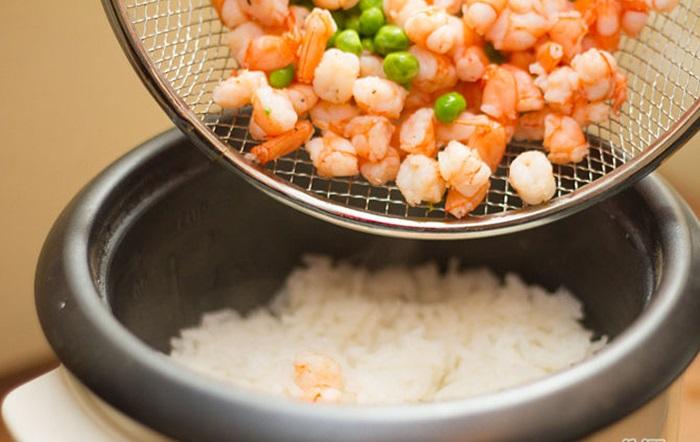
[170,255,606,405]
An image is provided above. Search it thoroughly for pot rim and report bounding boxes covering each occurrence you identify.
[35,129,700,442]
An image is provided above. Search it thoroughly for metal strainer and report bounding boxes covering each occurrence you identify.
[102,0,700,238]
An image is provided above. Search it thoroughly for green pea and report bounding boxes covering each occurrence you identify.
[434,92,467,123]
[335,29,363,55]
[331,10,346,29]
[359,0,383,10]
[358,7,385,36]
[484,42,505,64]
[373,25,409,55]
[268,65,295,88]
[345,14,361,32]
[361,37,375,53]
[383,51,419,84]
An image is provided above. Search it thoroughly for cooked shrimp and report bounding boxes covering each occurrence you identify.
[404,8,462,54]
[294,351,344,403]
[410,46,459,93]
[385,0,430,27]
[225,22,265,66]
[463,0,507,35]
[504,64,544,112]
[612,70,627,112]
[570,48,617,102]
[457,80,484,113]
[396,154,446,205]
[249,117,268,141]
[508,49,537,71]
[530,41,564,75]
[481,64,518,123]
[212,70,268,109]
[353,76,408,119]
[646,0,679,12]
[306,133,360,177]
[252,85,298,136]
[244,34,297,71]
[212,0,248,29]
[400,108,438,157]
[621,8,648,37]
[404,8,450,47]
[543,113,589,164]
[447,113,507,171]
[548,12,588,61]
[508,150,557,204]
[404,89,434,114]
[250,120,314,164]
[436,111,479,144]
[310,101,360,134]
[344,115,395,162]
[536,66,580,113]
[434,0,463,14]
[486,9,550,51]
[359,54,386,78]
[454,45,489,82]
[297,8,337,84]
[360,147,401,185]
[313,49,360,104]
[571,97,609,125]
[313,0,359,10]
[236,0,289,27]
[445,188,485,218]
[284,83,319,115]
[513,108,547,140]
[438,141,491,214]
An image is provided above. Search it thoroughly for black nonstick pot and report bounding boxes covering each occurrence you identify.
[35,129,700,442]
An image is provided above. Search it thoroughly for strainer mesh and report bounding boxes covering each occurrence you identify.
[119,0,700,220]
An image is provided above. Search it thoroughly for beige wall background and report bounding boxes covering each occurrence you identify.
[0,1,698,376]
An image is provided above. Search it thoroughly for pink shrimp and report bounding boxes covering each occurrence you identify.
[310,101,360,135]
[543,113,589,164]
[454,45,490,82]
[530,41,564,75]
[236,0,289,28]
[463,0,508,35]
[212,0,248,29]
[244,34,297,72]
[252,85,298,136]
[508,50,537,71]
[284,83,319,115]
[548,12,588,61]
[297,8,337,84]
[360,147,401,185]
[438,140,491,217]
[225,22,265,66]
[344,115,395,162]
[410,46,458,93]
[570,48,619,102]
[503,64,544,112]
[481,64,518,124]
[400,108,438,157]
[395,154,446,205]
[513,108,547,141]
[305,133,360,177]
[250,120,314,164]
[536,66,580,114]
[353,76,408,119]
[486,9,550,52]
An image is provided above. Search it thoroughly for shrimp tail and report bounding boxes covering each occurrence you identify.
[445,186,488,218]
[251,120,314,164]
[297,9,336,84]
